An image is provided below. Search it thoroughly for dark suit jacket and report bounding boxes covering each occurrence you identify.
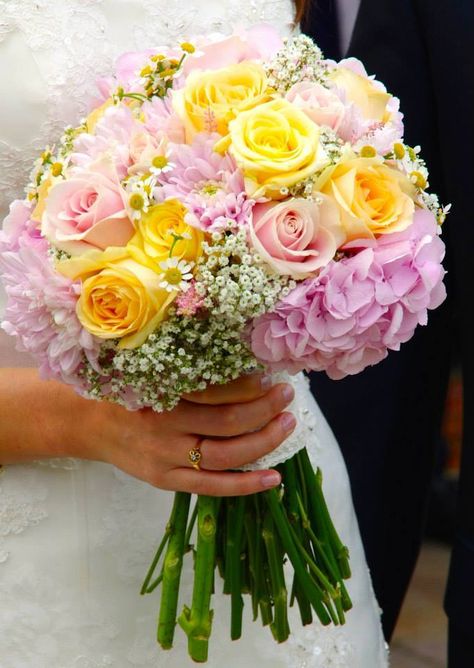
[303,0,474,639]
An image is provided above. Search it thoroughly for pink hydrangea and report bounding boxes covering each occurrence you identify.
[251,209,446,379]
[0,201,101,386]
[157,133,254,231]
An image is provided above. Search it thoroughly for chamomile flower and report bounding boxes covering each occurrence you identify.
[149,150,175,176]
[125,177,155,221]
[159,258,195,292]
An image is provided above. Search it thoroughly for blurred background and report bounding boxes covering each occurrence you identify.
[391,361,462,667]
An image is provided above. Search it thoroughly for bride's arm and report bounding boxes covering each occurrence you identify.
[0,368,295,495]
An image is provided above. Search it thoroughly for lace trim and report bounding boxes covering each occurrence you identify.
[239,373,319,471]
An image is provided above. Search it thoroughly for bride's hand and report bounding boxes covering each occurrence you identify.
[0,368,296,496]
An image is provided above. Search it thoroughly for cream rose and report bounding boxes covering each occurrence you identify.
[218,98,329,199]
[330,62,392,124]
[58,247,174,349]
[317,156,415,240]
[173,61,269,142]
[249,195,345,279]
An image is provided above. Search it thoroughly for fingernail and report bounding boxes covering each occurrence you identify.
[282,384,295,403]
[261,374,273,391]
[261,471,281,488]
[281,413,296,432]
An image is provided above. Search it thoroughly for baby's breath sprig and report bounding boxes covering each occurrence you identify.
[265,34,329,95]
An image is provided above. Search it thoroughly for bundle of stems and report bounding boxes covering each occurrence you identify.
[141,447,352,663]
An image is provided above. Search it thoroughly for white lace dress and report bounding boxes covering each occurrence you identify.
[0,2,389,666]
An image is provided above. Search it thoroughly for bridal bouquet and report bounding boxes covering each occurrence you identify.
[0,25,446,662]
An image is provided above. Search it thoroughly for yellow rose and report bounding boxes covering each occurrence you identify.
[127,199,203,270]
[317,157,415,241]
[58,247,174,349]
[173,62,269,141]
[217,98,329,199]
[330,67,392,123]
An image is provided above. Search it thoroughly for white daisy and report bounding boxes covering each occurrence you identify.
[149,151,175,176]
[125,178,155,221]
[158,258,195,292]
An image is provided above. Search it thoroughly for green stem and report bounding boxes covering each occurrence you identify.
[286,520,340,625]
[140,515,174,595]
[145,571,163,593]
[178,496,219,663]
[262,509,290,642]
[157,492,191,649]
[251,495,273,627]
[296,492,353,613]
[264,488,331,626]
[314,467,352,579]
[282,457,313,625]
[184,501,198,551]
[225,497,245,640]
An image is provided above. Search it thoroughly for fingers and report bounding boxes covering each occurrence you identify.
[183,373,273,405]
[174,382,295,437]
[163,467,282,496]
[199,412,296,471]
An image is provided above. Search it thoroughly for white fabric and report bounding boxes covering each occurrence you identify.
[0,2,388,666]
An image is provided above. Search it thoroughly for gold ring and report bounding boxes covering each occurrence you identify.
[188,442,203,470]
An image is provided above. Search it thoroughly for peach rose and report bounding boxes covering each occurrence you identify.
[58,247,175,349]
[317,156,416,241]
[249,196,345,279]
[42,157,134,255]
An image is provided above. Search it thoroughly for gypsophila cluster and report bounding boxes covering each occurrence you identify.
[264,34,329,95]
[77,229,293,411]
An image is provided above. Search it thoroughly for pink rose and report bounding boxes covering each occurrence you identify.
[249,195,345,279]
[286,82,361,142]
[42,157,134,255]
[183,25,283,76]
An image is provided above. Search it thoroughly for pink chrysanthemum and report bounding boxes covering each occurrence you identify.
[157,134,254,231]
[251,209,446,379]
[142,94,185,144]
[0,201,101,386]
[72,105,141,178]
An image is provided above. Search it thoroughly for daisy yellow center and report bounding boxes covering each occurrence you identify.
[164,267,183,285]
[129,193,145,210]
[152,155,169,169]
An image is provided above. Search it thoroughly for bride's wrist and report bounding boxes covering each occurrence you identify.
[0,369,101,464]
